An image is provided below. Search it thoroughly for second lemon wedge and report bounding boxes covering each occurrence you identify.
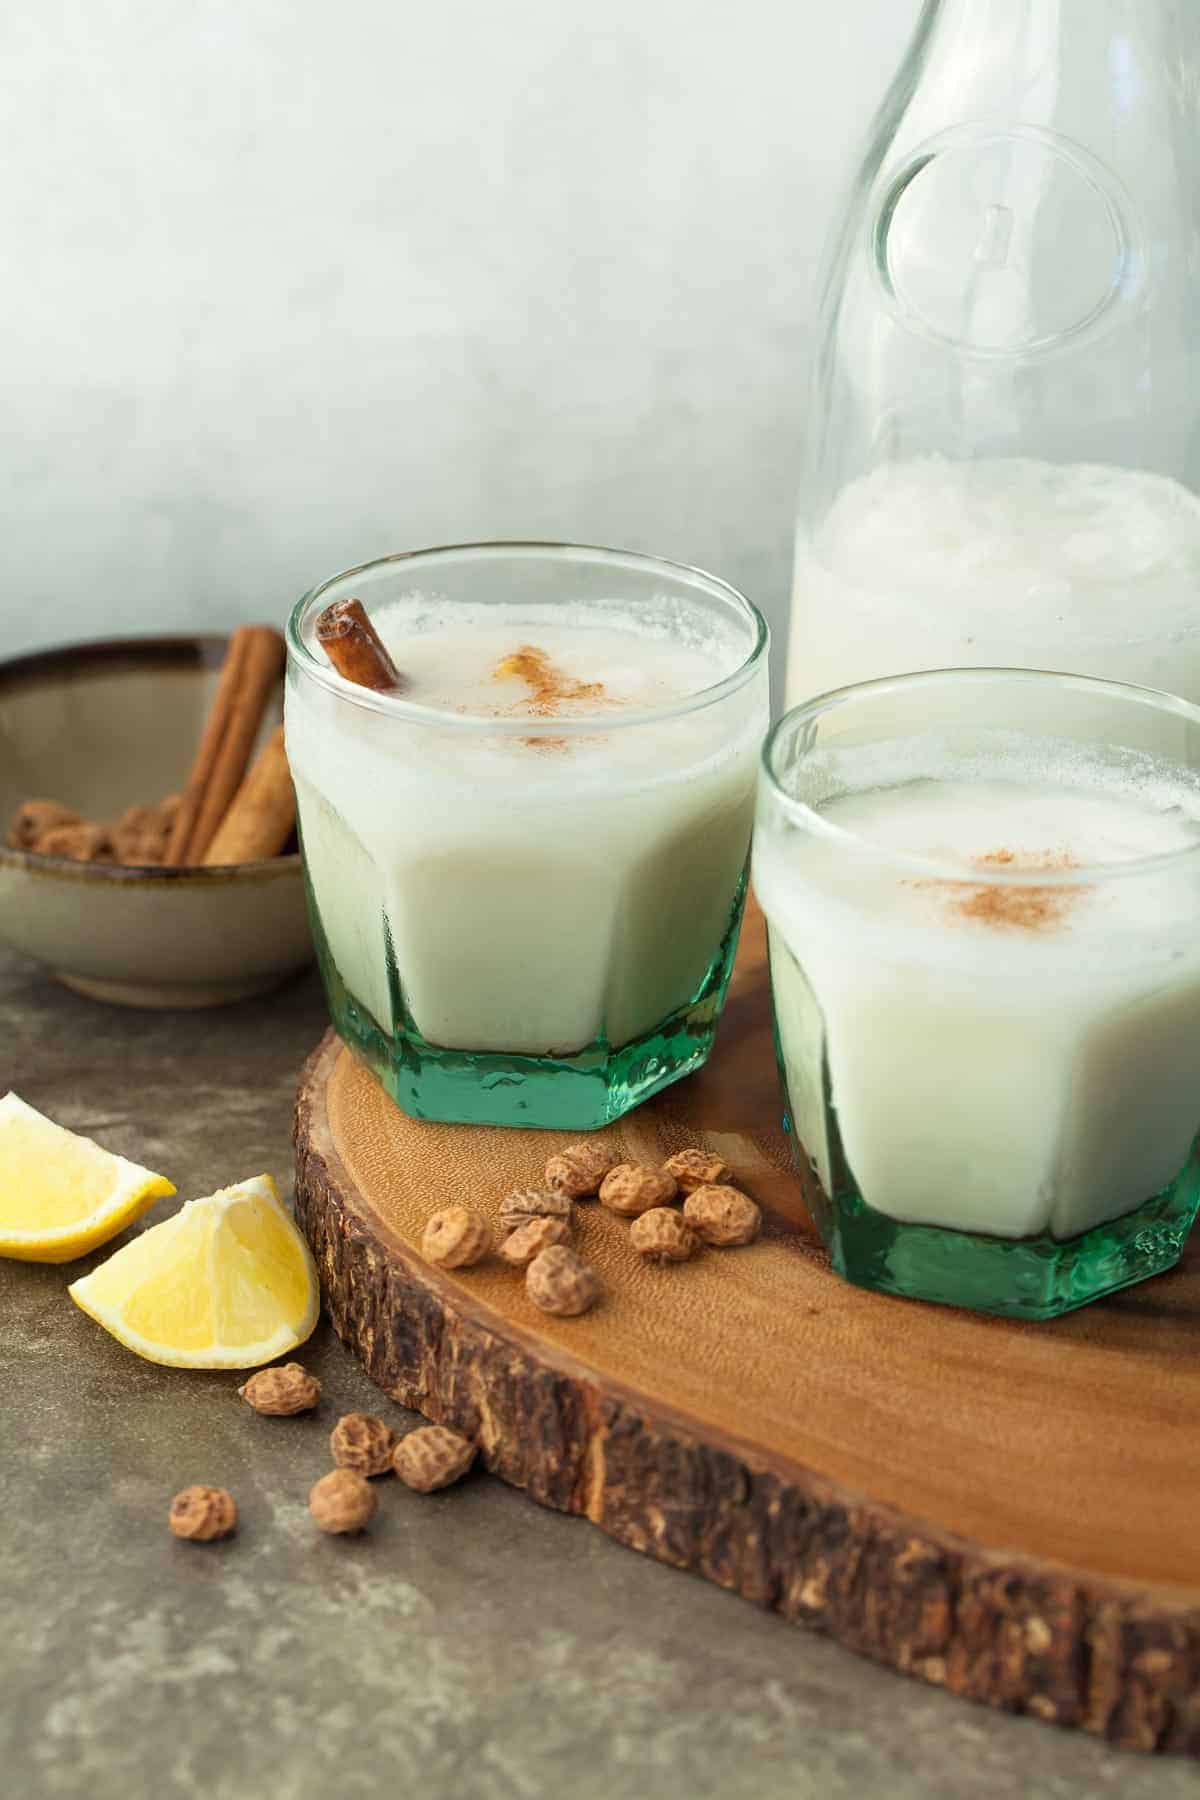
[0,1091,174,1263]
[68,1174,319,1368]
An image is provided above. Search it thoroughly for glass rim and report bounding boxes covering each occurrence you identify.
[286,540,769,734]
[761,666,1200,886]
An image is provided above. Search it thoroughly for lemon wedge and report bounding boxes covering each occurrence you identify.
[68,1174,319,1368]
[0,1091,175,1263]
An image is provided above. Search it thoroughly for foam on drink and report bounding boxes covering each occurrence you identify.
[788,457,1200,704]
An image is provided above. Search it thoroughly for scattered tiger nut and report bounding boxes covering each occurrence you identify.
[168,1485,237,1542]
[683,1185,762,1247]
[662,1147,732,1194]
[238,1362,321,1416]
[422,1206,492,1268]
[392,1425,476,1492]
[599,1163,678,1217]
[630,1207,698,1262]
[526,1245,602,1316]
[309,1468,377,1534]
[545,1141,617,1199]
[329,1412,396,1476]
[499,1186,573,1231]
[499,1215,571,1267]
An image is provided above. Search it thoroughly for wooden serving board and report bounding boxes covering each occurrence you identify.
[294,904,1200,1756]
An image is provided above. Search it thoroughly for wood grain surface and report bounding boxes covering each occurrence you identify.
[294,904,1200,1754]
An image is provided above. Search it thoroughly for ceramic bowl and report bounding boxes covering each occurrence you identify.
[0,635,312,1008]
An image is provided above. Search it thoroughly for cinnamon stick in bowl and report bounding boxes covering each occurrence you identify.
[203,725,296,866]
[165,626,286,866]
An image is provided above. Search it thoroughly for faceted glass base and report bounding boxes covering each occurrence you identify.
[767,929,1200,1318]
[306,873,748,1130]
[792,1138,1200,1320]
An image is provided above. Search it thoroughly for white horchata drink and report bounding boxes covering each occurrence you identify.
[755,712,1200,1246]
[288,593,766,1064]
[787,457,1200,706]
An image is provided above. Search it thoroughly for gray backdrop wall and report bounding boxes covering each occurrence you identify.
[1,0,921,679]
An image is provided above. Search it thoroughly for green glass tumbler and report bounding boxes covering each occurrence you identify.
[287,542,768,1130]
[755,668,1200,1319]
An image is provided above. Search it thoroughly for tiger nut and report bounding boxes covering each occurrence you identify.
[168,1485,237,1542]
[392,1425,476,1492]
[238,1362,321,1416]
[6,799,82,850]
[683,1184,761,1247]
[309,1468,377,1534]
[629,1207,698,1262]
[499,1215,571,1267]
[112,802,175,867]
[422,1206,492,1268]
[498,1186,573,1231]
[329,1411,396,1476]
[662,1146,732,1194]
[598,1163,678,1217]
[526,1245,602,1316]
[37,821,116,863]
[544,1141,617,1199]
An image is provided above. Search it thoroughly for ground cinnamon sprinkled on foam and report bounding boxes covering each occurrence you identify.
[493,645,607,716]
[912,849,1087,932]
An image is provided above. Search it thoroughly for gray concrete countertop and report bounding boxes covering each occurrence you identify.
[2,950,1193,1800]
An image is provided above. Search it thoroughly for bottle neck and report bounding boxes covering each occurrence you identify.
[914,0,1196,95]
[884,0,1200,201]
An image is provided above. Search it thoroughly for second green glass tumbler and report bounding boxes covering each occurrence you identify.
[754,669,1200,1319]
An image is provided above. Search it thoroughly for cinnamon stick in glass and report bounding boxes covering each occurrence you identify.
[315,598,404,692]
[165,625,287,866]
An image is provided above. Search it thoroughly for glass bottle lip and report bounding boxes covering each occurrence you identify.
[761,666,1200,886]
[287,540,769,735]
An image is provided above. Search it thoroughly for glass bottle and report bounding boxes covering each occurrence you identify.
[786,0,1200,707]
